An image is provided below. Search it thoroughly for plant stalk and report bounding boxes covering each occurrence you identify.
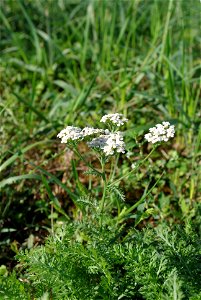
[117,171,164,223]
[100,157,107,227]
[109,146,157,187]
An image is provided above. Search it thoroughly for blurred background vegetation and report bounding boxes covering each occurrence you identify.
[0,0,200,270]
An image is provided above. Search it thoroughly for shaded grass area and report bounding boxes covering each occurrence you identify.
[0,0,201,274]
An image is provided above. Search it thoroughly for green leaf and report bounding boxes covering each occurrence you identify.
[107,185,125,202]
[135,208,155,226]
[0,174,41,190]
[41,175,70,220]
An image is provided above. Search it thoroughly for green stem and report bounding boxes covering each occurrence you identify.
[100,157,107,227]
[108,154,119,182]
[108,146,157,187]
[117,171,164,223]
[73,145,103,178]
[100,157,107,211]
[100,178,107,212]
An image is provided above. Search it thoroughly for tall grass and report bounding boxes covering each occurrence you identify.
[1,1,200,129]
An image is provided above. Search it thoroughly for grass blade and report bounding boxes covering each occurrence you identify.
[41,175,70,220]
[29,162,78,202]
[0,174,41,190]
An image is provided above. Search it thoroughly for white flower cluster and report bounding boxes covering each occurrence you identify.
[88,132,125,156]
[81,127,103,137]
[57,126,103,144]
[144,122,175,144]
[100,113,128,127]
[57,113,128,156]
[57,126,82,143]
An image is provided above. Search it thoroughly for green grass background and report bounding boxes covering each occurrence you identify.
[0,0,201,269]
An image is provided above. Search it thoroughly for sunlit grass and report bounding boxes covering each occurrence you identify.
[0,1,200,297]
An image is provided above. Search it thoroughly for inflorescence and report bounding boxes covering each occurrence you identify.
[57,126,105,144]
[57,115,175,156]
[144,122,175,144]
[100,113,128,126]
[57,113,127,156]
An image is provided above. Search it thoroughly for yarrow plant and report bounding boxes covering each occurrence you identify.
[57,115,175,224]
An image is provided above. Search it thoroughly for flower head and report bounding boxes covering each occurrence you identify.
[57,113,128,155]
[57,126,82,143]
[144,121,175,144]
[81,127,104,138]
[100,113,128,127]
[57,126,104,144]
[87,131,126,156]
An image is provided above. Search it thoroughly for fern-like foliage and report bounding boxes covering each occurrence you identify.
[1,220,200,300]
[107,185,126,202]
[0,272,30,300]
